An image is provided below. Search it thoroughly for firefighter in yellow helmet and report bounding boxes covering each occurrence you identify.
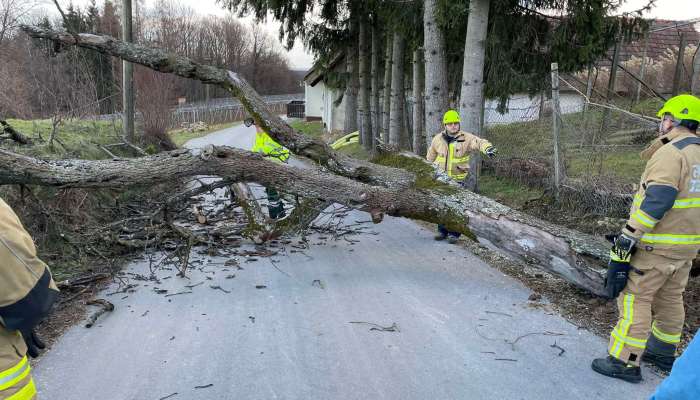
[246,118,290,220]
[0,198,58,399]
[592,94,700,383]
[426,110,497,243]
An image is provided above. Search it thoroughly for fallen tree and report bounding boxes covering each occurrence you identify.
[17,25,611,296]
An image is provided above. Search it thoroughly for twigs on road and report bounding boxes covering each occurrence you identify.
[84,299,115,328]
[349,321,400,332]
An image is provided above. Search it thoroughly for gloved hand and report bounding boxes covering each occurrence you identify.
[19,327,46,358]
[605,253,631,299]
[611,232,636,261]
[484,146,498,159]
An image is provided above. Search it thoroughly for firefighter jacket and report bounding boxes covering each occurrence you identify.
[251,131,290,163]
[623,126,700,259]
[0,197,58,400]
[426,130,492,180]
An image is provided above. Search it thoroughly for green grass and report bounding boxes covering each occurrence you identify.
[6,118,128,159]
[478,174,545,209]
[289,120,325,139]
[169,121,239,147]
[337,142,370,160]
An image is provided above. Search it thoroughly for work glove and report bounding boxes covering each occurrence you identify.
[484,146,498,159]
[603,233,637,299]
[691,258,700,278]
[611,232,636,261]
[19,327,46,358]
[605,253,631,299]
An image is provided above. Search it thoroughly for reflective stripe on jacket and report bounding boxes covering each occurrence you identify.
[0,330,36,400]
[251,132,290,163]
[426,131,492,180]
[623,127,700,259]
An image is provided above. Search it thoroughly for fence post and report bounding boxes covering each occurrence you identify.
[672,33,687,96]
[550,62,563,200]
[635,32,650,104]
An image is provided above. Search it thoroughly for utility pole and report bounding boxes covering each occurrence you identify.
[122,0,134,141]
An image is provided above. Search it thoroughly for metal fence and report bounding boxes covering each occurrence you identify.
[482,70,659,217]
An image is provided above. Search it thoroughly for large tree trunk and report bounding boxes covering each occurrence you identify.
[0,145,609,296]
[412,49,425,156]
[459,0,490,192]
[20,24,612,297]
[381,32,393,146]
[358,14,372,151]
[344,16,359,135]
[370,23,381,151]
[423,0,448,149]
[389,33,406,149]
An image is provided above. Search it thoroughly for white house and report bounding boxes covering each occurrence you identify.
[303,53,346,133]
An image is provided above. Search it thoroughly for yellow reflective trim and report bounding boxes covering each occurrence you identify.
[652,322,681,344]
[640,234,700,245]
[480,141,490,153]
[673,198,700,209]
[632,210,657,228]
[633,194,642,207]
[5,378,36,400]
[609,249,630,263]
[611,330,647,348]
[611,294,636,357]
[0,357,30,391]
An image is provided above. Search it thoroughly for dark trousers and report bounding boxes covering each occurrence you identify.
[437,224,461,238]
[265,187,286,219]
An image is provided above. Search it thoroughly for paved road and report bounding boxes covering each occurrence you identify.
[34,123,662,399]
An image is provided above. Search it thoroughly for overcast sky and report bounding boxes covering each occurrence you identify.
[47,0,700,71]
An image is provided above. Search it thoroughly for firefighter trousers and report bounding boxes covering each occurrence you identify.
[608,250,692,366]
[0,327,35,400]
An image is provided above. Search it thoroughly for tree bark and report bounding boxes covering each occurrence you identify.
[412,49,426,156]
[423,0,448,147]
[358,14,372,151]
[389,32,406,149]
[459,0,490,192]
[381,32,393,146]
[344,16,359,136]
[20,26,413,189]
[370,22,381,151]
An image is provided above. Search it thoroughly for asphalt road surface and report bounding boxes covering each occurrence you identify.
[34,122,663,399]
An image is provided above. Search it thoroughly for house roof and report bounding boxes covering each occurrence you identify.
[303,52,345,87]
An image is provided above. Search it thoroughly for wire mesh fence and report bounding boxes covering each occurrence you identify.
[483,74,660,218]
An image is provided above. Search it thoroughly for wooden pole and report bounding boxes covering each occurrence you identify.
[672,33,687,96]
[121,0,134,141]
[551,62,562,200]
[635,32,650,103]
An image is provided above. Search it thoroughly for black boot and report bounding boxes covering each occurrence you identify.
[642,335,676,372]
[591,356,642,383]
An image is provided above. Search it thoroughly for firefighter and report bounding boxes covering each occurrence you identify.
[0,198,59,399]
[246,118,290,220]
[426,110,497,243]
[592,94,700,383]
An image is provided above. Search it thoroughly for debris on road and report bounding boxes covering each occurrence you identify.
[210,285,231,294]
[551,341,566,356]
[194,384,213,390]
[158,392,178,400]
[311,279,325,289]
[349,321,400,332]
[84,299,115,328]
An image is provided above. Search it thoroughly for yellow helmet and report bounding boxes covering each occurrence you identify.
[656,94,700,123]
[442,110,461,124]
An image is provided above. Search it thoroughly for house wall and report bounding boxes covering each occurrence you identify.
[304,83,324,119]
